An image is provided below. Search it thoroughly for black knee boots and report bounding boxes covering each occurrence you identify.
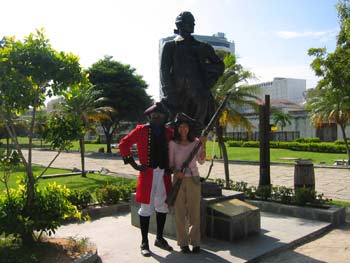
[139,215,151,257]
[154,212,173,251]
[156,212,166,239]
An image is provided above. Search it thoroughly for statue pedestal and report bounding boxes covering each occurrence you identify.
[130,181,261,242]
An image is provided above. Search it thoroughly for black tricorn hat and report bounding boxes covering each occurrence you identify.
[144,102,169,116]
[173,112,197,127]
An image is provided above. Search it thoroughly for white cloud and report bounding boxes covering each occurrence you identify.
[276,28,338,41]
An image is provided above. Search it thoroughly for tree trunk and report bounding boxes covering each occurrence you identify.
[1,95,37,246]
[6,136,9,155]
[79,137,87,177]
[217,125,230,189]
[339,124,350,165]
[23,167,36,246]
[105,132,113,154]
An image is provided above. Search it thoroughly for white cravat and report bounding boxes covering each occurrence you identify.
[174,35,184,42]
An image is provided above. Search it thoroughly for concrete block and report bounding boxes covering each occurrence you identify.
[206,199,261,241]
[130,193,177,237]
[130,189,250,241]
[247,200,346,226]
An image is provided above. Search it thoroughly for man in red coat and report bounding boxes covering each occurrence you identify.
[119,102,173,257]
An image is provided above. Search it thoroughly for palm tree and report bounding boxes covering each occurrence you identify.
[272,110,292,132]
[212,53,260,188]
[59,82,112,177]
[306,88,350,164]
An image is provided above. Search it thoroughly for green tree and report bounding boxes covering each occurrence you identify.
[0,113,13,153]
[33,110,48,147]
[272,110,292,132]
[307,0,350,164]
[212,53,260,188]
[58,82,112,177]
[88,56,152,153]
[0,29,83,243]
[306,88,350,163]
[40,111,84,178]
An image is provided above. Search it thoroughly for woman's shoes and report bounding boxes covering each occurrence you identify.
[192,246,200,253]
[181,246,191,254]
[180,245,200,254]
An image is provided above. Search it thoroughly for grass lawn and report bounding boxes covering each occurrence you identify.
[206,141,348,165]
[0,166,136,199]
[329,200,350,207]
[1,137,119,153]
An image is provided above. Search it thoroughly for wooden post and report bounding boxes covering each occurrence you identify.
[259,95,271,186]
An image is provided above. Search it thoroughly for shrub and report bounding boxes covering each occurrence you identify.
[0,188,26,239]
[255,185,271,201]
[295,138,321,143]
[84,139,100,144]
[226,140,244,147]
[214,178,226,188]
[334,139,350,145]
[294,187,315,206]
[244,186,257,200]
[231,181,248,192]
[68,189,93,209]
[222,136,231,142]
[0,182,82,242]
[242,141,259,147]
[96,184,120,205]
[314,192,332,205]
[119,182,137,201]
[271,186,293,204]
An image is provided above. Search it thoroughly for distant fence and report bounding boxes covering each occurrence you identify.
[224,131,300,142]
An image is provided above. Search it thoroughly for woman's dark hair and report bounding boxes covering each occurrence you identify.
[173,122,195,142]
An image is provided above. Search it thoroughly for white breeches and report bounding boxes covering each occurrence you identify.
[138,167,169,217]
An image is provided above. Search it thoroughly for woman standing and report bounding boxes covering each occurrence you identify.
[168,113,206,254]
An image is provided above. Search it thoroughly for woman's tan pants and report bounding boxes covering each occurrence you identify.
[174,177,201,247]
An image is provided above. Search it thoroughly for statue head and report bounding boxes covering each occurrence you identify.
[174,11,195,36]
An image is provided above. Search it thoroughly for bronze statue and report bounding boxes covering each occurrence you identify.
[160,11,224,135]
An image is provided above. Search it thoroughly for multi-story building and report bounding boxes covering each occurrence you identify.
[257,77,306,105]
[160,32,235,55]
[227,77,350,142]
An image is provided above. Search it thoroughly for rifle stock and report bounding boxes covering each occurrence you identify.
[165,179,182,206]
[165,92,231,206]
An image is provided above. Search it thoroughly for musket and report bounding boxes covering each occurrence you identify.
[165,92,232,205]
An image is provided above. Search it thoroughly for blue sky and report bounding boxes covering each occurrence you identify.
[1,0,341,101]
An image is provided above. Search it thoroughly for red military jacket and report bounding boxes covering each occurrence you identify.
[118,124,173,204]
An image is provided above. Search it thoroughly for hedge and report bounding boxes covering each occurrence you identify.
[225,140,347,153]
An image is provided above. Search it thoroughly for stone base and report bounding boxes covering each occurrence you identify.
[206,199,260,241]
[247,200,346,226]
[130,189,255,241]
[130,194,177,237]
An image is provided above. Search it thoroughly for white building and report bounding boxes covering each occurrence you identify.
[193,32,235,54]
[46,97,63,112]
[160,32,235,55]
[257,77,306,105]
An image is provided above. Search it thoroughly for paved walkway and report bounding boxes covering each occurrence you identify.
[28,149,350,201]
[55,212,350,263]
[259,223,350,263]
